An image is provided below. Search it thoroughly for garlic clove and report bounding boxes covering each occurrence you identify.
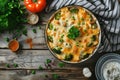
[83,67,92,78]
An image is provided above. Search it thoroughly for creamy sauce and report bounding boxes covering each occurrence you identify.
[47,6,100,62]
[103,61,120,80]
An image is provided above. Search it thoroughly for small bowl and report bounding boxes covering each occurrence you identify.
[8,39,19,52]
[101,59,120,80]
[95,53,120,80]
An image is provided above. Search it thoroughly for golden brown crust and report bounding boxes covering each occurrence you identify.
[46,6,100,62]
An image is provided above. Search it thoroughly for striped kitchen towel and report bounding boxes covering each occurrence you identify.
[45,0,120,53]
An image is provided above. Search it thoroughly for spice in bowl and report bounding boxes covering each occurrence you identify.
[8,39,19,52]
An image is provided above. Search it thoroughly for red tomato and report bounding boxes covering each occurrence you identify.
[24,0,46,13]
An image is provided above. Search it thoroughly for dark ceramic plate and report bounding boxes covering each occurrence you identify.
[95,53,120,80]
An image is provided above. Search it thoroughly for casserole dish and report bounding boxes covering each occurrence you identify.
[45,6,101,63]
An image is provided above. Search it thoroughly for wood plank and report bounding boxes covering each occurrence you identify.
[0,70,91,80]
[0,25,48,49]
[0,49,98,80]
[0,48,102,80]
[0,49,105,69]
[0,11,54,49]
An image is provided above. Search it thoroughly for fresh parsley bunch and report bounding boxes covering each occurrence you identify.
[0,0,26,33]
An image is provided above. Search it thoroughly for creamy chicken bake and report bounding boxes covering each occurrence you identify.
[46,6,100,63]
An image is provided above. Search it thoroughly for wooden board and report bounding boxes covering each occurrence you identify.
[0,1,120,79]
[0,49,100,80]
[0,49,103,68]
[0,11,54,49]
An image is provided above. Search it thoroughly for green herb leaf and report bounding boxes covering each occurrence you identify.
[59,35,64,42]
[39,65,43,70]
[64,54,73,61]
[47,36,53,42]
[33,29,36,33]
[52,74,59,80]
[55,12,61,20]
[91,23,97,29]
[52,47,62,54]
[48,23,53,30]
[4,37,9,42]
[22,29,27,36]
[58,62,65,68]
[59,38,64,42]
[31,70,36,74]
[70,8,79,13]
[46,59,52,64]
[6,64,10,68]
[13,63,18,67]
[67,26,80,40]
[72,16,75,20]
[91,35,96,41]
[81,54,90,59]
[87,42,93,47]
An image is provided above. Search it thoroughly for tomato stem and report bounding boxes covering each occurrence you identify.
[33,0,37,3]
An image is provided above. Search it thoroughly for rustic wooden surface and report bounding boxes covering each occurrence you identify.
[0,10,97,80]
[0,3,120,79]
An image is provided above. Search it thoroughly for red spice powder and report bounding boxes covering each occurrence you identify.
[25,38,33,49]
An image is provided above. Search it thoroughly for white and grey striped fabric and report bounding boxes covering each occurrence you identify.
[45,0,120,53]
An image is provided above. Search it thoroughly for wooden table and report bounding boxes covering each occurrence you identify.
[0,9,120,80]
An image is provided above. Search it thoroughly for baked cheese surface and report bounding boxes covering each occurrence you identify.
[46,6,100,62]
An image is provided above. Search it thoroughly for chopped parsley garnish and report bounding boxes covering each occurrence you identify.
[59,38,64,42]
[91,35,96,41]
[81,54,90,59]
[48,23,53,30]
[70,8,79,13]
[76,41,79,46]
[52,47,62,54]
[47,36,53,42]
[64,54,73,61]
[87,42,93,47]
[59,35,64,42]
[67,26,80,40]
[55,12,61,20]
[72,16,75,20]
[91,23,97,29]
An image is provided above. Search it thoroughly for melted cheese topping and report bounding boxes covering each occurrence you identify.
[46,7,100,62]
